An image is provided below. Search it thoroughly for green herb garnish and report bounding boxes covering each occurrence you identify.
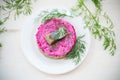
[92,0,102,10]
[0,0,32,25]
[0,27,6,34]
[37,9,74,23]
[0,43,2,47]
[0,27,6,47]
[72,0,116,55]
[66,35,86,64]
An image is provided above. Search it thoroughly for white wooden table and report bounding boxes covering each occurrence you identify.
[0,0,120,80]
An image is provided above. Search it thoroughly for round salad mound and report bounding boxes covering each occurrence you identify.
[36,18,76,58]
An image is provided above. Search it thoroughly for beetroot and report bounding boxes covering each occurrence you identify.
[36,18,76,58]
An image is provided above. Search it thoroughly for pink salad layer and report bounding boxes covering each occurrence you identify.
[36,18,76,58]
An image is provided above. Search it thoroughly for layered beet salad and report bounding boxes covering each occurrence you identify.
[36,18,76,58]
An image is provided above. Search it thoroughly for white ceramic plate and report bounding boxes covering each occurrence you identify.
[21,6,91,74]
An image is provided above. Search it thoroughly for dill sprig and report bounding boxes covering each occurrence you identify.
[0,27,6,47]
[0,27,6,34]
[92,0,102,10]
[0,43,2,47]
[37,9,74,23]
[0,0,32,25]
[72,0,116,55]
[66,35,86,64]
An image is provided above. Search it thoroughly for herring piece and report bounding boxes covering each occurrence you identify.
[45,27,66,45]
